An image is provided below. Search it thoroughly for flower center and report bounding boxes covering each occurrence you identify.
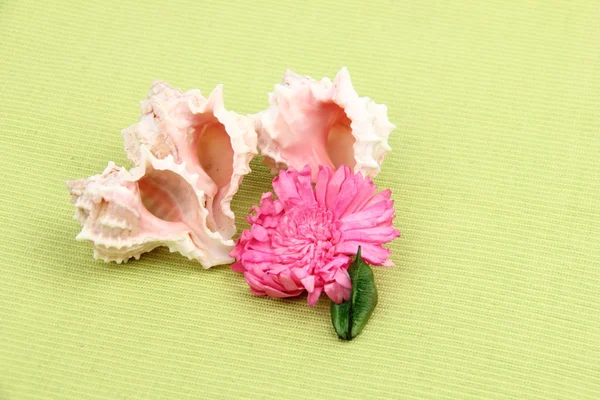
[285,206,334,240]
[278,205,340,271]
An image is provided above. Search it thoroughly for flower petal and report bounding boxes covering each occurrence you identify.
[263,285,300,298]
[323,256,351,272]
[336,242,392,265]
[250,224,269,242]
[340,174,376,217]
[315,165,332,206]
[342,286,351,302]
[272,169,300,207]
[241,250,276,264]
[301,275,315,292]
[258,193,276,214]
[282,272,303,291]
[325,282,345,304]
[296,165,316,206]
[325,165,348,209]
[262,214,281,228]
[332,175,358,219]
[334,269,352,289]
[339,206,395,231]
[249,287,267,296]
[341,226,400,243]
[307,287,323,307]
[363,188,392,209]
[245,272,267,292]
[230,261,245,272]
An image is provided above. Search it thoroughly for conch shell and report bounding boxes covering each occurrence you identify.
[122,81,258,238]
[67,80,258,265]
[255,67,396,180]
[67,148,234,266]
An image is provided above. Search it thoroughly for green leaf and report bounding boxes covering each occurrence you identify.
[330,247,378,340]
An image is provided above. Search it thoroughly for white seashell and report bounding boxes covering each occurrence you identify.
[255,67,396,180]
[121,81,258,239]
[66,147,234,267]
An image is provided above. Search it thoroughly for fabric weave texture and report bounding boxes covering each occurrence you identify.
[1,1,599,399]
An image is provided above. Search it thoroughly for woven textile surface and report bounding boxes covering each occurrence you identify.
[1,1,599,399]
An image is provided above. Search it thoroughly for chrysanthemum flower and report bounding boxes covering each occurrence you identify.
[230,165,399,306]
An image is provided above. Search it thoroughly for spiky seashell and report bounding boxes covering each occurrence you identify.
[255,67,396,181]
[66,147,234,267]
[122,81,258,239]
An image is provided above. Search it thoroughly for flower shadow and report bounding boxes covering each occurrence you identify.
[229,157,275,240]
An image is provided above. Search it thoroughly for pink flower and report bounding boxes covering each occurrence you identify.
[230,165,400,306]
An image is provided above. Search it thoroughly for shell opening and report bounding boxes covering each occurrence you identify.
[324,105,356,170]
[192,117,234,191]
[137,168,201,223]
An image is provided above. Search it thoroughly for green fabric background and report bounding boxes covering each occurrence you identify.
[1,1,599,399]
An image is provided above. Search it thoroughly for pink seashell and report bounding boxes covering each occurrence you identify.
[122,81,258,239]
[67,147,234,267]
[255,67,396,181]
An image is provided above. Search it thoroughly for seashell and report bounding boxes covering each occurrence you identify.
[121,81,258,239]
[66,147,234,267]
[255,67,396,181]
